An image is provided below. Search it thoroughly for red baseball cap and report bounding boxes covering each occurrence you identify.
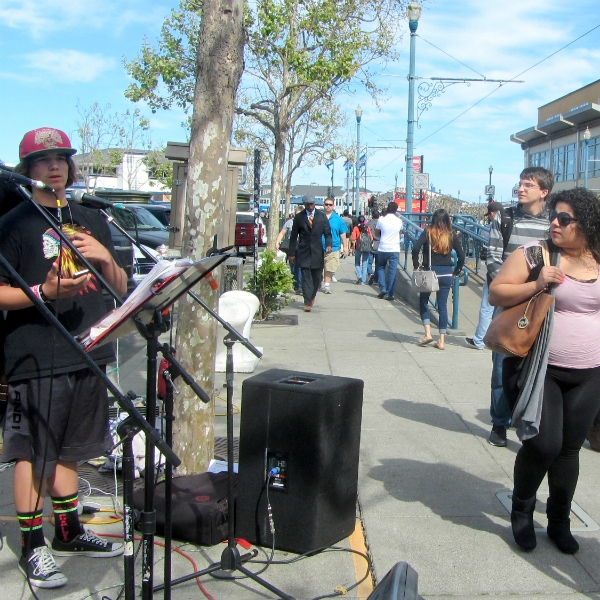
[19,127,77,161]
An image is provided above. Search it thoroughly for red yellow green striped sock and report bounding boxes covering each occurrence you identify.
[51,493,82,543]
[18,510,45,556]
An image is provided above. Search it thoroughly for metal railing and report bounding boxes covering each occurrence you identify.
[395,212,484,329]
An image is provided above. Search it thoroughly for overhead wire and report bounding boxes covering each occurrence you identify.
[415,22,600,146]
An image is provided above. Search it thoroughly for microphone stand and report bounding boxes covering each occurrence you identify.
[0,252,181,600]
[93,204,292,598]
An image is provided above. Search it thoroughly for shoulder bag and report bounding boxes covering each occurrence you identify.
[483,242,554,358]
[412,232,439,293]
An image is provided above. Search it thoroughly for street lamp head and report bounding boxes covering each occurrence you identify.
[355,105,362,122]
[407,3,422,22]
[489,165,493,174]
[583,126,591,141]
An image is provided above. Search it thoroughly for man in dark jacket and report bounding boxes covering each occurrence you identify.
[289,195,332,312]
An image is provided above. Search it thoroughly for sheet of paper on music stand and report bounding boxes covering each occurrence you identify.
[77,255,228,351]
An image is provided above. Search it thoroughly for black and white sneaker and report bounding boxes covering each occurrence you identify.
[52,530,124,558]
[19,546,68,589]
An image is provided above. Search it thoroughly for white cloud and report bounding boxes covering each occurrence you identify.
[22,49,116,82]
[0,0,168,38]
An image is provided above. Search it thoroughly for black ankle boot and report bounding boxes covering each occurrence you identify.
[546,500,579,554]
[511,494,537,551]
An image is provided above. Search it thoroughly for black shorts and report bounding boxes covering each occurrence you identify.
[1,368,111,478]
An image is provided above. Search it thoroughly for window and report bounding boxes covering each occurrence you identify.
[579,135,600,179]
[552,143,576,182]
[529,150,549,169]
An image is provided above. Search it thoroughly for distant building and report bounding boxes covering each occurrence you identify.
[510,79,600,192]
[73,149,171,197]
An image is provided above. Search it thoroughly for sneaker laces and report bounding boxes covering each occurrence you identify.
[30,546,59,577]
[77,531,108,547]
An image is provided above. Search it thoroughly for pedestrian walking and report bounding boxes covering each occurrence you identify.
[288,195,332,312]
[351,215,373,284]
[366,209,380,285]
[490,187,600,554]
[375,202,403,301]
[412,208,464,350]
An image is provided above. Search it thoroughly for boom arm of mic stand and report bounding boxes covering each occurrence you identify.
[99,210,263,359]
[159,344,211,404]
[0,251,180,468]
[15,186,123,306]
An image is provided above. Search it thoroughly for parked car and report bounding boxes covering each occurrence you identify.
[104,204,170,258]
[235,212,266,257]
[123,203,171,228]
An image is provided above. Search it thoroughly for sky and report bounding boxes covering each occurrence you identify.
[1,0,599,205]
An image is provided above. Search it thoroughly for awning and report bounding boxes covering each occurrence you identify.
[563,102,600,125]
[537,115,575,135]
[510,126,547,144]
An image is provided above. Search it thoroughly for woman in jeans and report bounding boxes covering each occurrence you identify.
[489,187,600,554]
[412,209,464,350]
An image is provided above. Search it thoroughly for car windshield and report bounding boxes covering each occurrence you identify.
[111,206,167,231]
[236,214,255,224]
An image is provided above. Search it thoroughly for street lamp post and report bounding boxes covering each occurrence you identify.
[405,2,422,214]
[583,127,591,189]
[355,105,362,215]
[488,165,493,201]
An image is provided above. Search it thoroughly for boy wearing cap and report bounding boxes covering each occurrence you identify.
[0,128,127,588]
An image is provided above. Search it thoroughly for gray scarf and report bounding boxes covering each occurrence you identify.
[512,245,560,441]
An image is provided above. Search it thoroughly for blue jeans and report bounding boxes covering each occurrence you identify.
[377,251,399,298]
[354,251,370,283]
[291,260,302,290]
[367,250,377,276]
[491,349,512,427]
[418,265,453,333]
[472,279,493,348]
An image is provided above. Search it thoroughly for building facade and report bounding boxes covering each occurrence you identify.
[511,79,600,193]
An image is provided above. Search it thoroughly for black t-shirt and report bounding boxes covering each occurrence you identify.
[0,201,119,382]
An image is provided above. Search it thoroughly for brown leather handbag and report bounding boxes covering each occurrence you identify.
[483,290,554,357]
[484,241,555,358]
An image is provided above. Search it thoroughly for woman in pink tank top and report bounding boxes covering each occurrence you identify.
[489,187,600,555]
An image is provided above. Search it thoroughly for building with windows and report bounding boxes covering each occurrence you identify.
[510,80,600,192]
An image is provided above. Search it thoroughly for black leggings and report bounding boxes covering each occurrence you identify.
[513,364,600,504]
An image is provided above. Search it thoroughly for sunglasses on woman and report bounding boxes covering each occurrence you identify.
[549,210,578,227]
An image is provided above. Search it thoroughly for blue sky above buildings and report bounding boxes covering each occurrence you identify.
[0,0,599,203]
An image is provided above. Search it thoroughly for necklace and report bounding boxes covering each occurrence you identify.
[42,202,74,229]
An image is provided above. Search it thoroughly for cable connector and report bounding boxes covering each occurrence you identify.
[268,467,280,477]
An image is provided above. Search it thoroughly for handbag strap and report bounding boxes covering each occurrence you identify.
[427,230,432,268]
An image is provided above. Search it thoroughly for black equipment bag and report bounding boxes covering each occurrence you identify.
[133,471,236,546]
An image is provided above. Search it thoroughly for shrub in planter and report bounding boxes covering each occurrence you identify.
[247,250,294,320]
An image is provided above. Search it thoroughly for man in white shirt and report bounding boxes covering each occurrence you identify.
[375,202,403,300]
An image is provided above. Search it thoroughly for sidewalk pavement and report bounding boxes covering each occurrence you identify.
[1,256,600,599]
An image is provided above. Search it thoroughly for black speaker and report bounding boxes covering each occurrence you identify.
[235,368,363,554]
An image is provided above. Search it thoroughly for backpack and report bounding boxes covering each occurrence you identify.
[357,227,372,252]
[500,206,514,253]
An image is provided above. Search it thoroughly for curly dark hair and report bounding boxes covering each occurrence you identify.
[546,187,600,263]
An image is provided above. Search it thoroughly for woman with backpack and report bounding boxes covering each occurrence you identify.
[351,216,374,285]
[412,208,464,350]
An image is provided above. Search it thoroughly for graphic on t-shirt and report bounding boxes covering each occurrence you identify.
[42,225,97,293]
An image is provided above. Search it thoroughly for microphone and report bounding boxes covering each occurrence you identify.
[0,167,52,191]
[69,189,114,210]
